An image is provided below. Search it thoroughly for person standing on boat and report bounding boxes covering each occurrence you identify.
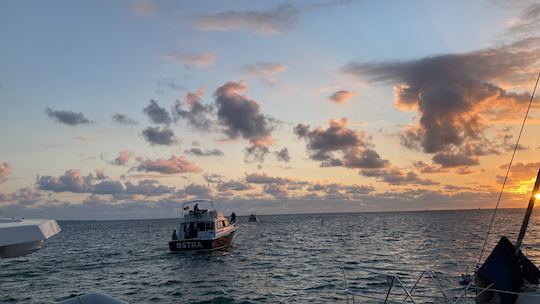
[194,203,200,218]
[230,212,236,224]
[172,229,178,240]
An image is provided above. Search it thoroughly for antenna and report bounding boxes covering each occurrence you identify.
[183,174,191,202]
[207,179,214,201]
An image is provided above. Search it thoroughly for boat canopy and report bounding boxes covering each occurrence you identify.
[182,199,217,214]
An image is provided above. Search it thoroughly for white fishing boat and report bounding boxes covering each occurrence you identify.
[0,217,61,258]
[169,199,236,252]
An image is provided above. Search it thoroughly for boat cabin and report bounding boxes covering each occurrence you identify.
[178,199,233,240]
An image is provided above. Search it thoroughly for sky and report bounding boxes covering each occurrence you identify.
[1,0,540,220]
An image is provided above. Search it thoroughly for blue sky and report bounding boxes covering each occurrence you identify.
[1,0,540,219]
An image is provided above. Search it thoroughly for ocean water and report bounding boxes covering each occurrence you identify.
[2,209,540,303]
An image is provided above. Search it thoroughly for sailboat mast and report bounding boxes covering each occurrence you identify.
[515,168,540,251]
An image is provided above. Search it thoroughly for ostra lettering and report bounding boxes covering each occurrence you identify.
[176,241,204,249]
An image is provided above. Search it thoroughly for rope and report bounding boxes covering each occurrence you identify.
[476,73,540,268]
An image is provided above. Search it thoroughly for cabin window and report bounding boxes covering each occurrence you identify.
[217,221,223,229]
[197,223,206,231]
[205,222,213,230]
[183,224,187,232]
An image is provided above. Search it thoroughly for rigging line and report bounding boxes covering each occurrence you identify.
[207,180,214,201]
[183,174,191,202]
[476,72,540,268]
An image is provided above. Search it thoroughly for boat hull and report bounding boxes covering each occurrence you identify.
[169,231,234,252]
[0,240,44,258]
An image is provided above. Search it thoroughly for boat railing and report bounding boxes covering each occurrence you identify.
[340,265,540,304]
[183,210,217,221]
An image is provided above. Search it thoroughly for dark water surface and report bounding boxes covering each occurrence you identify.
[2,209,540,303]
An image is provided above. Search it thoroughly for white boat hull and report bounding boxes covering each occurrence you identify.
[0,240,44,258]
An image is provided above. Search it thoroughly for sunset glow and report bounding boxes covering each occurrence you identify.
[1,1,540,219]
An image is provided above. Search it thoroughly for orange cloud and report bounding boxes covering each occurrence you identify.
[328,90,356,103]
[137,156,202,174]
[0,162,13,184]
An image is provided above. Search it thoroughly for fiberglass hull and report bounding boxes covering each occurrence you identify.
[168,231,235,252]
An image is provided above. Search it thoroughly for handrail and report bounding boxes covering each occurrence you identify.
[341,265,540,303]
[182,199,216,210]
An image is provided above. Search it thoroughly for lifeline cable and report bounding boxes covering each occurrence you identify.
[476,72,540,268]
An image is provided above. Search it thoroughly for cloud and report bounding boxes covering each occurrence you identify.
[0,162,13,184]
[37,169,92,193]
[126,180,174,196]
[0,198,186,220]
[185,148,224,157]
[263,184,288,197]
[195,5,299,35]
[6,171,519,220]
[111,113,138,125]
[93,180,125,195]
[217,180,252,192]
[242,62,286,84]
[342,148,389,169]
[34,168,177,197]
[172,89,214,132]
[143,100,172,125]
[432,152,479,168]
[342,38,540,158]
[216,175,377,201]
[203,173,223,183]
[163,52,217,67]
[275,148,290,162]
[496,162,540,192]
[328,90,356,103]
[507,3,540,37]
[360,167,439,186]
[0,187,43,205]
[112,150,134,166]
[342,184,375,195]
[244,145,270,163]
[157,78,185,92]
[186,184,211,197]
[45,107,92,126]
[214,81,275,147]
[2,186,514,220]
[294,118,388,168]
[142,126,176,145]
[94,169,107,180]
[136,155,201,174]
[245,173,291,185]
[456,167,476,175]
[412,161,448,174]
[131,0,156,17]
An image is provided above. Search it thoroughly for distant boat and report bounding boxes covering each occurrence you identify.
[0,217,61,258]
[169,199,236,252]
[248,213,257,222]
